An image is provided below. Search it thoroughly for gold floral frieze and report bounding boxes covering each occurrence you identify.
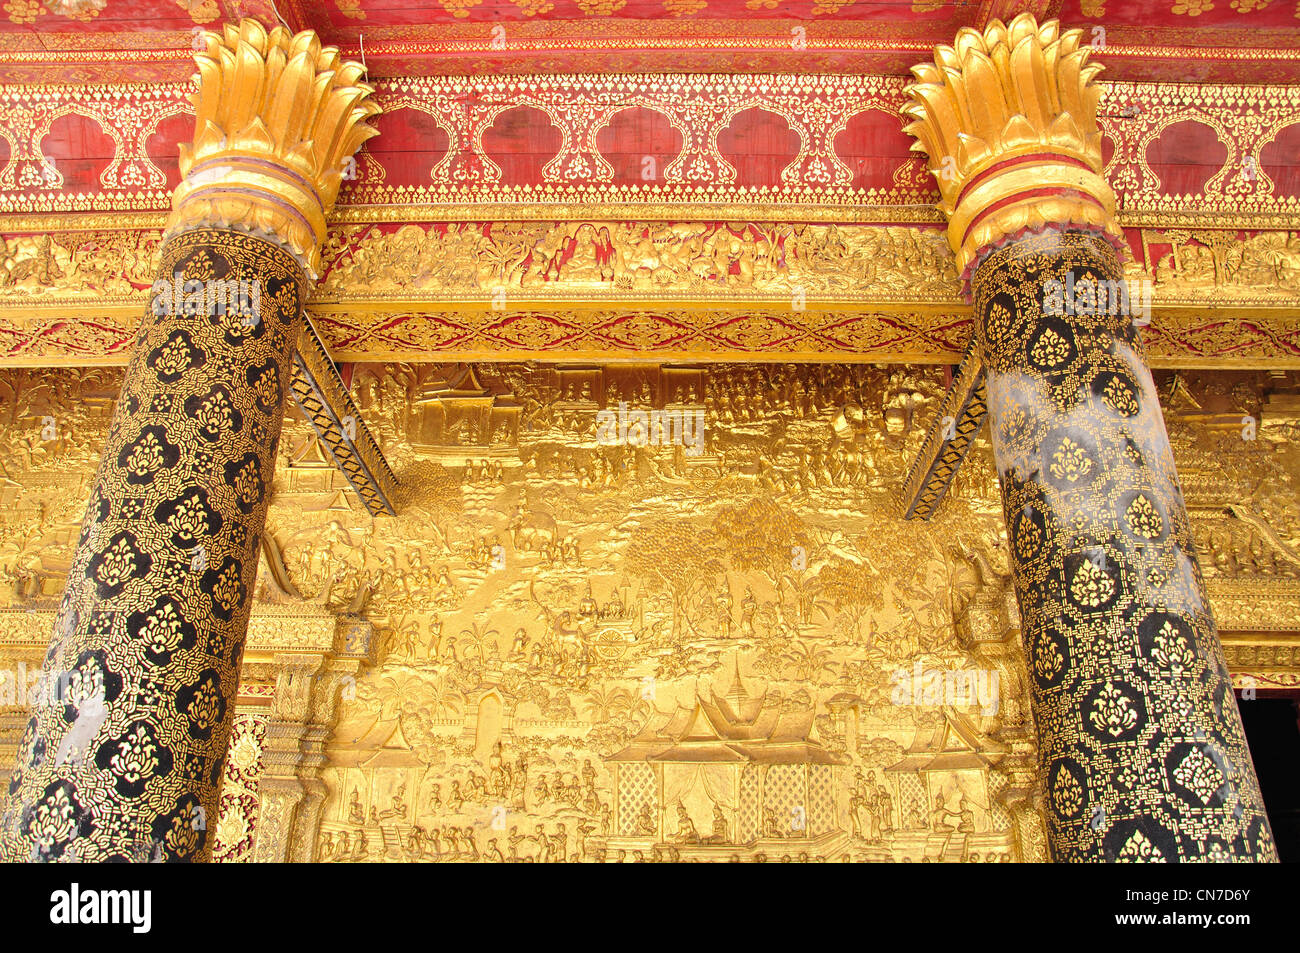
[0,223,1298,367]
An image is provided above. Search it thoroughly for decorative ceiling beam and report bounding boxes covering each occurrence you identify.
[899,341,988,521]
[289,318,400,517]
[976,0,1060,30]
[1,16,1294,84]
[1,302,1298,370]
[2,222,1298,367]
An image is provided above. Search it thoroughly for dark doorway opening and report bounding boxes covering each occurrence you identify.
[1237,691,1300,862]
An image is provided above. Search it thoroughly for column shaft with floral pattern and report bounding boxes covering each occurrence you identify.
[0,228,305,862]
[977,228,1276,862]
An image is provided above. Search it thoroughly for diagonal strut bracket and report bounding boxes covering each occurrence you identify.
[290,316,400,517]
[899,339,988,521]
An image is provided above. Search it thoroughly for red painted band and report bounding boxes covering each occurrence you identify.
[955,153,1094,209]
[960,187,1107,249]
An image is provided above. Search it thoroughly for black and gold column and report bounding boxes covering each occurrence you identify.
[905,15,1276,862]
[0,20,377,862]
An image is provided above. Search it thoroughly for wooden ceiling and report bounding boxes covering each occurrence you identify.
[1,0,1297,82]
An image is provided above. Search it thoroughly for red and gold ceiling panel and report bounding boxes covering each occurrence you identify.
[0,3,1297,369]
[0,1,1298,81]
[0,74,1295,228]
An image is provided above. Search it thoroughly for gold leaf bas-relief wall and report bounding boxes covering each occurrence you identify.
[1,364,1299,862]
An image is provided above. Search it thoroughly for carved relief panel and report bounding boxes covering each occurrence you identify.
[0,364,1296,861]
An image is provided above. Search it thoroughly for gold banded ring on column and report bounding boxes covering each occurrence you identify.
[946,154,1120,284]
[903,14,1125,282]
[167,155,328,278]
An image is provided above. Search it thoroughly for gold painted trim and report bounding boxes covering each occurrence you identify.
[5,205,1299,232]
